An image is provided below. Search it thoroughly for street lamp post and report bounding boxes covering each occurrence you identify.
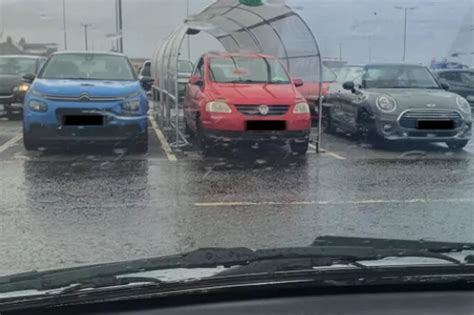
[81,23,92,51]
[395,6,417,61]
[62,0,67,50]
[116,0,123,53]
[186,0,191,60]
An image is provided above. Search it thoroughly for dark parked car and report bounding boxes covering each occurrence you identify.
[323,63,472,151]
[0,55,46,119]
[435,69,474,109]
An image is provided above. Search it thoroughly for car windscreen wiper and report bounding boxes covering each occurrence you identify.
[0,243,470,294]
[313,236,474,253]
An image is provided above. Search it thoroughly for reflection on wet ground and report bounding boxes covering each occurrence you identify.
[0,119,473,276]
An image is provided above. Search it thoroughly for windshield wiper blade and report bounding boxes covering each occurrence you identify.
[313,236,474,253]
[0,245,467,294]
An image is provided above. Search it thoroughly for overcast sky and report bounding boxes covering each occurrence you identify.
[0,0,472,65]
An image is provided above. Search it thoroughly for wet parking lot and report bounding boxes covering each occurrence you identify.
[1,115,474,276]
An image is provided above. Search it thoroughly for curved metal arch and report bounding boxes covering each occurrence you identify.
[152,0,324,151]
[221,15,263,52]
[228,6,291,71]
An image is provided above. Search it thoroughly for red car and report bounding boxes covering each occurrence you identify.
[184,52,311,155]
[296,65,337,121]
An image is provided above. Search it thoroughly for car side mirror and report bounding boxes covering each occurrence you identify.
[293,77,304,87]
[189,75,204,87]
[140,76,154,84]
[342,81,355,92]
[440,81,450,91]
[22,73,36,84]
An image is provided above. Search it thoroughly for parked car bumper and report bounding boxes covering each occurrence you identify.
[201,129,310,144]
[374,119,472,141]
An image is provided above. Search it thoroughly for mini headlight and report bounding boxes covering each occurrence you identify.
[28,100,48,112]
[456,96,471,114]
[205,101,232,113]
[376,96,397,113]
[293,102,310,114]
[15,83,29,93]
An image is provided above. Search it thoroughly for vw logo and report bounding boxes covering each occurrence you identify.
[258,105,269,115]
[426,104,437,108]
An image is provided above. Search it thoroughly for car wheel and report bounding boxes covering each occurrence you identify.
[131,131,149,154]
[446,140,469,152]
[356,109,384,148]
[185,120,195,138]
[196,120,213,156]
[321,107,336,134]
[5,106,21,120]
[290,140,309,155]
[23,132,39,151]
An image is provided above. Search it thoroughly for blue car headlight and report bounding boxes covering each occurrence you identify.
[28,99,48,112]
[122,99,141,113]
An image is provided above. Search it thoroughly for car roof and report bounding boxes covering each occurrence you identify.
[0,54,45,59]
[205,51,276,59]
[434,69,474,73]
[365,62,426,68]
[340,64,365,68]
[50,51,127,58]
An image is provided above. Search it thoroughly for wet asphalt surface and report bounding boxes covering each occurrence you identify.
[1,116,474,276]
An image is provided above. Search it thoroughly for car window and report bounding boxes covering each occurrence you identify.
[363,65,440,89]
[439,72,463,83]
[178,61,193,73]
[0,57,37,75]
[209,56,290,84]
[40,54,136,81]
[337,66,365,82]
[460,72,474,85]
[193,58,204,79]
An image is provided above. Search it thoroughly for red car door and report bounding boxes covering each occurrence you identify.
[185,57,206,131]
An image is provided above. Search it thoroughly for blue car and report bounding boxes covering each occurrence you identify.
[23,52,149,152]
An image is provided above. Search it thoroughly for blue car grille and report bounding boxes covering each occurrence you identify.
[44,94,124,102]
[398,110,464,129]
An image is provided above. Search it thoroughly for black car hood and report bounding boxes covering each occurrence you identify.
[0,74,21,95]
[366,88,459,110]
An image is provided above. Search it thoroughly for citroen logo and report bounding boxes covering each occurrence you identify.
[79,93,91,101]
[258,105,269,115]
[426,104,436,108]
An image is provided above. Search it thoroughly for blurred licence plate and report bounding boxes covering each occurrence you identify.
[63,115,104,126]
[246,121,286,131]
[416,120,454,130]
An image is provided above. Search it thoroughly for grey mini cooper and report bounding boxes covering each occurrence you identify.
[323,63,472,151]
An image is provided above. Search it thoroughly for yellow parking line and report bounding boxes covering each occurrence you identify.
[148,116,177,162]
[0,134,22,154]
[308,143,346,160]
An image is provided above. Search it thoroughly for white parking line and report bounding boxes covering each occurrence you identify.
[0,134,22,154]
[308,143,346,160]
[148,116,177,162]
[194,197,474,207]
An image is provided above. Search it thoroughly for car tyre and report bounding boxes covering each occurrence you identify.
[5,106,21,121]
[185,120,195,138]
[23,132,39,151]
[446,140,469,152]
[290,140,309,155]
[131,130,149,154]
[196,120,213,156]
[356,109,385,148]
[321,107,336,134]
